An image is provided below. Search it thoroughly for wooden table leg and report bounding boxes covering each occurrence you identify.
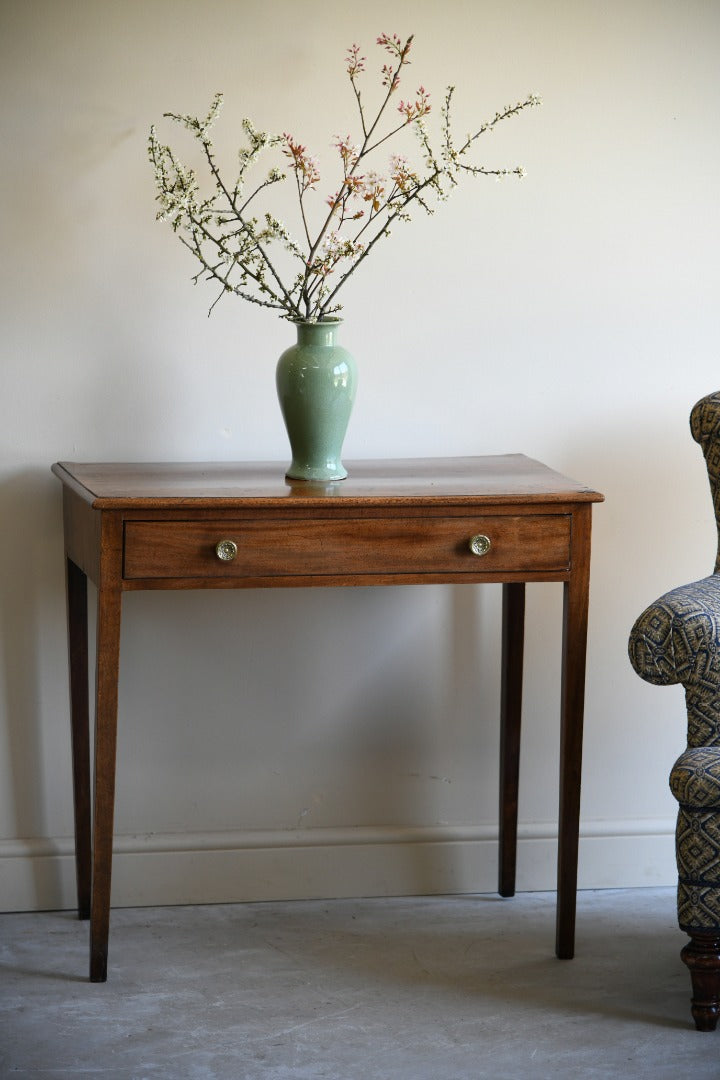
[66,557,91,921]
[556,505,592,960]
[89,581,122,983]
[499,582,525,898]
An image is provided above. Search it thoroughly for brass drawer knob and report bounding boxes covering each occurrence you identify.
[215,539,238,562]
[469,534,492,557]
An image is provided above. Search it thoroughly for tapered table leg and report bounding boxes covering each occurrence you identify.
[556,505,592,960]
[66,558,91,920]
[89,581,122,983]
[499,583,526,898]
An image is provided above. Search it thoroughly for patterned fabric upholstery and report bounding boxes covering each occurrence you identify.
[690,390,720,574]
[629,392,720,933]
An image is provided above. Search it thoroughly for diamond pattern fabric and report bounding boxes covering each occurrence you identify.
[629,392,720,932]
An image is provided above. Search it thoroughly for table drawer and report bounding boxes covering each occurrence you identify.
[123,515,571,580]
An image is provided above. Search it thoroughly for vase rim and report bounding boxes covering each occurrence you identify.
[290,316,343,326]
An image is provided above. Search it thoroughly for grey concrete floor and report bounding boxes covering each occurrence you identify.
[1,887,719,1079]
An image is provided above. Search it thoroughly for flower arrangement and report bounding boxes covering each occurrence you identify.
[148,33,540,323]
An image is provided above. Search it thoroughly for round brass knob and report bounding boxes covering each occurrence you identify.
[215,539,238,562]
[469,534,492,557]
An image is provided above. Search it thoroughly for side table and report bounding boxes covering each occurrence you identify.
[52,455,603,981]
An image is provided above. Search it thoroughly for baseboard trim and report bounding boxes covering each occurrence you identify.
[0,820,678,912]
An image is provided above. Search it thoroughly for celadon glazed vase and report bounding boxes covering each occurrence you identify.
[276,319,357,482]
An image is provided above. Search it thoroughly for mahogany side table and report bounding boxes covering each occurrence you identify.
[52,455,603,982]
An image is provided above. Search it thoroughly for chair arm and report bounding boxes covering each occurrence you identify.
[628,576,720,689]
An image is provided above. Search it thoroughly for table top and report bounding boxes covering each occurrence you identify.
[52,456,603,511]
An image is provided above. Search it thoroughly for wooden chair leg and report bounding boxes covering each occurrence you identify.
[681,931,720,1031]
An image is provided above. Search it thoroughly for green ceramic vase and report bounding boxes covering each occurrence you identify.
[276,319,357,482]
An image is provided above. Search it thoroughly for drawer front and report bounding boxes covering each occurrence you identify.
[123,515,571,580]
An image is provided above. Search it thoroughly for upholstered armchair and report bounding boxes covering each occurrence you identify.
[629,391,720,1031]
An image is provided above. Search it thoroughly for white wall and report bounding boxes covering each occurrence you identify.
[2,0,719,911]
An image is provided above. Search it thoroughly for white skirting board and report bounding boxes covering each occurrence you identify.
[0,820,678,913]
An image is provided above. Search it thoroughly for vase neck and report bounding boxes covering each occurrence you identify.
[295,320,340,347]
